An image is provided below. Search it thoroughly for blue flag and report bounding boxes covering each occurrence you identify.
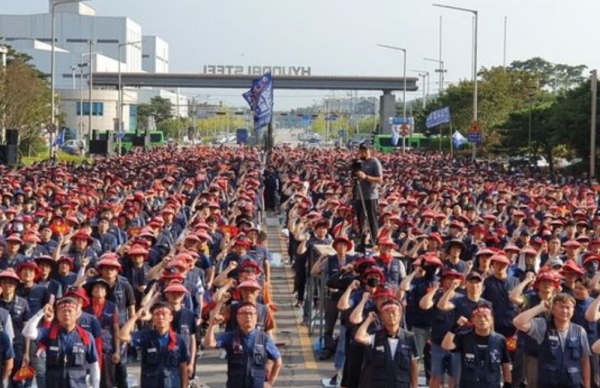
[426,107,451,129]
[243,72,274,130]
[452,131,467,149]
[53,129,66,146]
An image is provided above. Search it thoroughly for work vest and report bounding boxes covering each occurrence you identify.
[19,284,48,314]
[226,329,267,388]
[406,277,435,329]
[459,330,505,388]
[537,322,584,388]
[380,258,402,287]
[0,308,8,333]
[85,301,117,355]
[108,279,129,325]
[173,308,196,352]
[226,303,268,332]
[139,330,182,388]
[573,297,598,346]
[360,329,415,388]
[41,324,91,388]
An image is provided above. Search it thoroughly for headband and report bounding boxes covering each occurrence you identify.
[152,307,172,316]
[381,303,401,313]
[57,302,78,312]
[471,306,492,317]
[237,305,257,315]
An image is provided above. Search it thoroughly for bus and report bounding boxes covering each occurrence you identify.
[373,134,423,152]
[97,131,165,151]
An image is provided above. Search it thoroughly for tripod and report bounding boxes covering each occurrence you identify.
[352,175,375,253]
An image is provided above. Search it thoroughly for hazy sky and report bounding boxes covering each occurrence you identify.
[3,0,600,110]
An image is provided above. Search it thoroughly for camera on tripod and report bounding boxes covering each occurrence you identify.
[350,159,362,172]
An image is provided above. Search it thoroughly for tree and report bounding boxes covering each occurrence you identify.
[551,80,599,166]
[137,96,173,130]
[0,58,52,154]
[497,102,559,171]
[414,65,539,151]
[498,78,599,172]
[509,57,587,92]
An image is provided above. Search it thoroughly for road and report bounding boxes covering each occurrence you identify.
[124,213,336,388]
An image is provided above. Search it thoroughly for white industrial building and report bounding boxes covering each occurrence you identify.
[0,0,185,139]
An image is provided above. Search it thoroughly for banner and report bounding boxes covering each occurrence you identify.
[243,71,274,130]
[452,131,467,149]
[426,107,451,129]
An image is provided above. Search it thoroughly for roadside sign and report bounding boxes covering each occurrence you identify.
[389,116,409,125]
[46,123,57,134]
[469,121,481,133]
[468,132,482,143]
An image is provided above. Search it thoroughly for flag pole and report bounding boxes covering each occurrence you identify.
[450,123,454,158]
[266,118,273,164]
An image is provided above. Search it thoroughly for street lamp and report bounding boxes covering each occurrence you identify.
[424,58,446,96]
[410,70,430,109]
[78,50,101,141]
[591,70,598,180]
[0,45,7,145]
[118,40,143,155]
[51,0,86,158]
[377,43,408,153]
[433,3,479,160]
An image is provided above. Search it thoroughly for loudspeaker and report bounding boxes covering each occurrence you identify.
[89,140,109,155]
[6,129,19,145]
[0,145,18,166]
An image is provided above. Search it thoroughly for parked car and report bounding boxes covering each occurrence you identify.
[60,139,85,155]
[508,154,549,168]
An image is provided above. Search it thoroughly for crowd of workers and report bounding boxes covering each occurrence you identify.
[1,141,600,388]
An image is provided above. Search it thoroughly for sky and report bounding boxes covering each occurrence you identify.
[2,0,600,110]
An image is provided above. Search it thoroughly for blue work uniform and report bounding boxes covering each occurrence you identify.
[217,328,281,388]
[0,332,14,388]
[37,325,98,388]
[131,329,190,388]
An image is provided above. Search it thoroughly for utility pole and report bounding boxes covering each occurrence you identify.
[87,39,94,145]
[0,45,7,145]
[591,69,598,180]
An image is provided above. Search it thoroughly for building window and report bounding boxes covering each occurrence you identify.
[77,102,104,116]
[35,38,55,43]
[66,39,89,43]
[97,39,119,44]
[142,54,150,58]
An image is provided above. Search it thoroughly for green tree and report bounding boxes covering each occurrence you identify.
[498,78,599,172]
[497,102,558,171]
[414,66,539,151]
[1,58,52,154]
[509,57,587,92]
[137,96,173,130]
[551,80,599,166]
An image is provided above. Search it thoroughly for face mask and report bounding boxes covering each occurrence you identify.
[422,264,439,278]
[367,278,380,288]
